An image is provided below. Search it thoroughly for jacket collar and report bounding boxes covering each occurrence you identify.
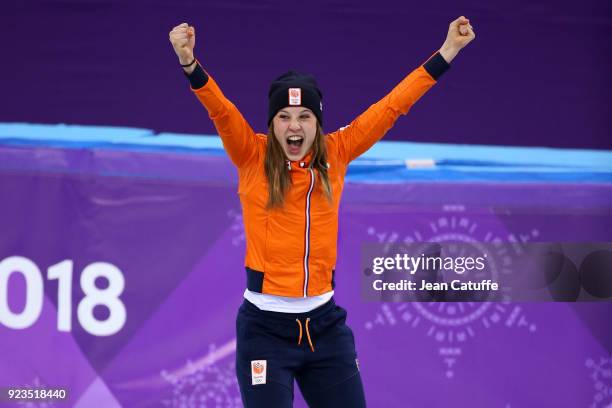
[285,152,313,170]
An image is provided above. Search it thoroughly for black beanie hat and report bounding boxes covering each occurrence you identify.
[268,70,323,126]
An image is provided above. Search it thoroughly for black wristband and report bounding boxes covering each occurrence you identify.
[180,56,197,68]
[183,63,209,89]
[423,52,450,80]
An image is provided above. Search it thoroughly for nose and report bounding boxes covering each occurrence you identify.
[288,118,302,132]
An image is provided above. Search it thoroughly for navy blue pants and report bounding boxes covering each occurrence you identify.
[235,298,366,407]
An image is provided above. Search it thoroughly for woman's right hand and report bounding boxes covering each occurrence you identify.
[169,23,196,67]
[439,16,475,64]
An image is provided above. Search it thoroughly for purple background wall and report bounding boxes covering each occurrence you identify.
[3,0,611,149]
[1,143,611,407]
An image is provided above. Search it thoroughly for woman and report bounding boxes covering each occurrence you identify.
[169,16,474,407]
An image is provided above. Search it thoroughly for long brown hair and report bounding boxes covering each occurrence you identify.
[265,124,332,208]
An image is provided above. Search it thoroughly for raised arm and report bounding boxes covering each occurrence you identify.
[329,16,476,163]
[169,23,258,168]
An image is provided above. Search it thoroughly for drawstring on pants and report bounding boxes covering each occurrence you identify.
[296,318,315,352]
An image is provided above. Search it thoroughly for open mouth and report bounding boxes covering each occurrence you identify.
[286,135,304,148]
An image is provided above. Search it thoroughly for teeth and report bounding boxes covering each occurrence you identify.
[288,136,303,141]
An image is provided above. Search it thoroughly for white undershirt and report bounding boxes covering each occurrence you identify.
[243,289,334,313]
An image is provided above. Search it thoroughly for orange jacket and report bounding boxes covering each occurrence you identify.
[190,52,447,297]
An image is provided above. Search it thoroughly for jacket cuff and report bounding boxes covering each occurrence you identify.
[184,62,209,89]
[423,51,450,80]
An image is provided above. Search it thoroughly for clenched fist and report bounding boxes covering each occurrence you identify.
[439,16,476,64]
[169,23,196,66]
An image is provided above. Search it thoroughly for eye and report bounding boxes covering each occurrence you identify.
[300,114,311,120]
[278,114,289,119]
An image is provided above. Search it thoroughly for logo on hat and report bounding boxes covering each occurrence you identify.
[289,88,302,106]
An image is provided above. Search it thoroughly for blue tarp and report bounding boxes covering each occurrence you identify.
[1,122,611,183]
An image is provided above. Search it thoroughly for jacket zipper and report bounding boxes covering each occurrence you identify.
[303,168,315,297]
